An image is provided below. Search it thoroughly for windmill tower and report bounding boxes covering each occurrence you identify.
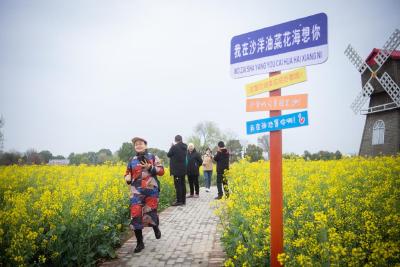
[345,29,400,156]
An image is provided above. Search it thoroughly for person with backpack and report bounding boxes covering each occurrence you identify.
[214,141,230,199]
[186,143,203,198]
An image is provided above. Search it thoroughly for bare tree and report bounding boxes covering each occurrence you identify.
[257,134,270,160]
[25,149,42,164]
[188,121,223,152]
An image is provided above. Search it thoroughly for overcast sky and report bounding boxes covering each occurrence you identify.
[0,0,399,157]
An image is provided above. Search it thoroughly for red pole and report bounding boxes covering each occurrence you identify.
[269,71,283,267]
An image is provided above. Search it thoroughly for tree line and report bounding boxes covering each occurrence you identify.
[0,147,169,166]
[0,117,343,165]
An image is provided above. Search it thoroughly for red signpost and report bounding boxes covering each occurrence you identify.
[269,71,283,267]
[244,68,308,266]
[231,13,328,267]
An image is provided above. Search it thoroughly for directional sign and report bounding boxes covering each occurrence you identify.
[245,67,307,97]
[231,13,328,78]
[246,110,308,134]
[246,94,308,112]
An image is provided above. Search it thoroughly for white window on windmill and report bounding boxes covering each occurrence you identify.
[372,120,385,145]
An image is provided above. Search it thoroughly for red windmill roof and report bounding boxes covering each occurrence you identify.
[366,48,400,66]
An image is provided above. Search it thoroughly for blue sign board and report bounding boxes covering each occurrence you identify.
[246,111,309,134]
[231,13,328,78]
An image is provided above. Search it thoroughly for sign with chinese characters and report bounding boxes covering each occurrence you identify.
[245,67,307,97]
[230,13,328,79]
[246,110,308,134]
[246,94,308,112]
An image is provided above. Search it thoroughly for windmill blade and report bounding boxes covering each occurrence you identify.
[344,44,371,74]
[374,29,400,70]
[350,91,368,114]
[377,72,400,106]
[350,82,375,114]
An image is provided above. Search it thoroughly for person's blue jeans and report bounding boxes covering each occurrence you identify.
[203,170,212,189]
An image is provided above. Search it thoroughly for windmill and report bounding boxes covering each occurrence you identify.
[344,28,400,156]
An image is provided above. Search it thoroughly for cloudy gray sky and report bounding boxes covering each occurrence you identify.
[0,0,399,157]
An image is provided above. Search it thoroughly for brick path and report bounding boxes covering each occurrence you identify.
[101,186,226,267]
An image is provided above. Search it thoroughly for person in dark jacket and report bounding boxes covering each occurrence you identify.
[186,143,203,198]
[214,141,230,199]
[167,135,188,206]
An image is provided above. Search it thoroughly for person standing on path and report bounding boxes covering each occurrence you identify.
[167,135,188,206]
[124,137,164,253]
[202,148,213,192]
[214,141,230,200]
[186,143,203,198]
